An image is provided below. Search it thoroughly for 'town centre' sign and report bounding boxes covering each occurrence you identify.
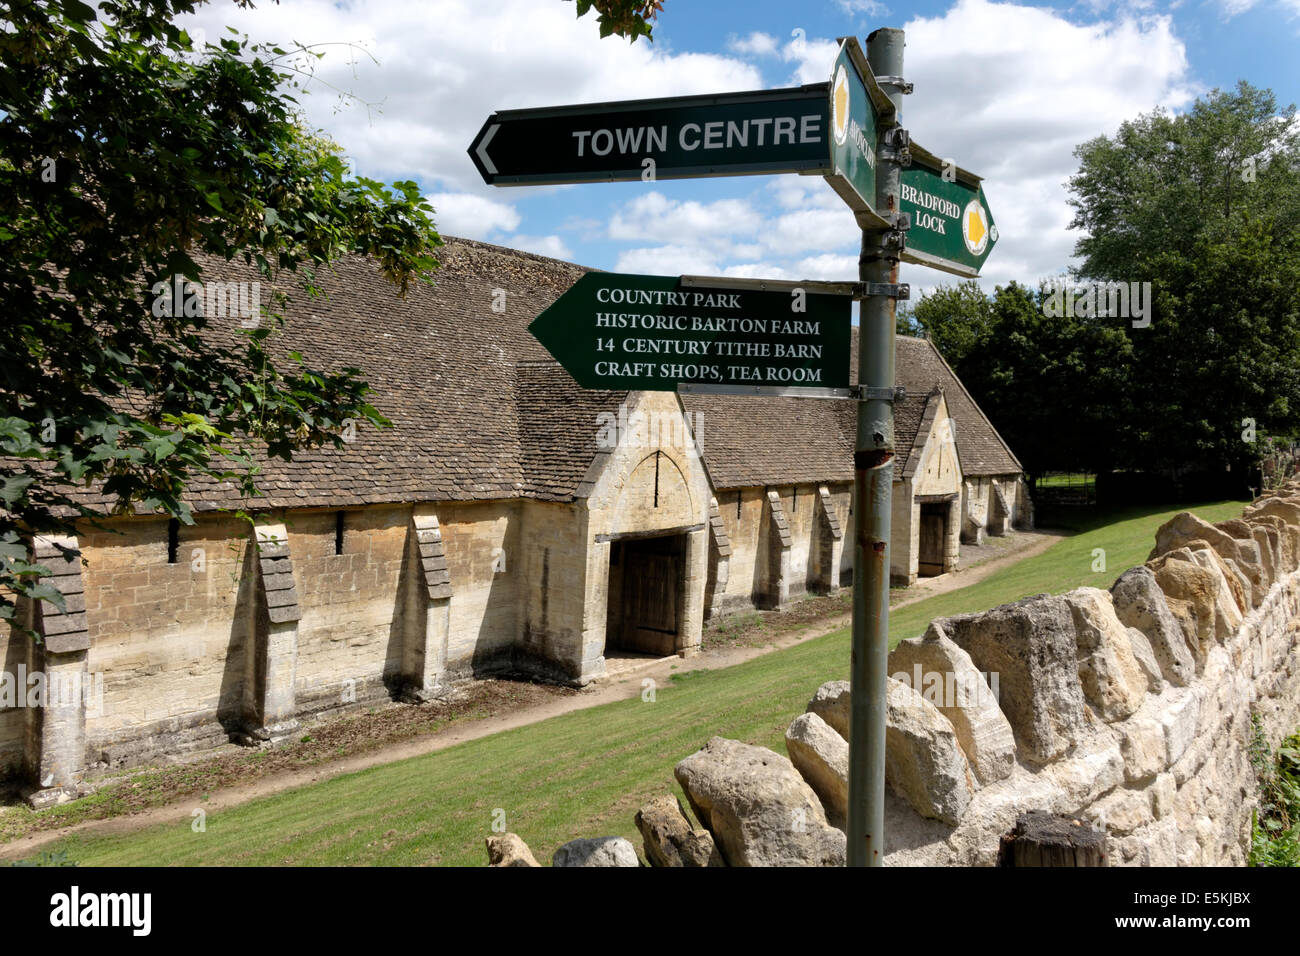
[528,273,852,393]
[469,87,830,186]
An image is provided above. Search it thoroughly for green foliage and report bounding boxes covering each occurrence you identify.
[572,0,664,42]
[1067,82,1300,474]
[911,281,1133,479]
[907,281,992,366]
[0,1,442,628]
[1249,716,1300,866]
[894,302,922,337]
[913,84,1300,482]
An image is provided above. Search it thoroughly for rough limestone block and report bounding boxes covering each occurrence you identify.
[485,833,541,867]
[1042,741,1124,807]
[887,623,1016,785]
[785,712,849,829]
[552,837,639,867]
[634,795,724,867]
[1126,627,1164,694]
[1064,587,1149,722]
[1182,542,1248,613]
[1158,689,1201,768]
[1148,549,1239,665]
[1245,513,1294,572]
[935,593,1088,764]
[884,678,974,826]
[1116,715,1166,783]
[1148,511,1247,566]
[806,680,850,740]
[675,737,845,866]
[1249,527,1277,590]
[1110,566,1195,687]
[1085,786,1154,837]
[1245,497,1300,540]
[1151,772,1176,820]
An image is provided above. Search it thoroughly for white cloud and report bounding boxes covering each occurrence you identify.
[179,0,764,195]
[614,245,723,276]
[508,234,574,260]
[426,191,519,238]
[180,0,1200,293]
[721,261,792,279]
[897,0,1197,288]
[766,209,861,254]
[782,34,842,85]
[727,31,780,56]
[601,2,1196,289]
[792,254,859,281]
[835,0,891,16]
[608,192,765,242]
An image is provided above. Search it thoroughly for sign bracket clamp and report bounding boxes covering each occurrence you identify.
[852,281,910,301]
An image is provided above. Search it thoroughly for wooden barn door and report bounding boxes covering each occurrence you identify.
[617,535,682,655]
[918,503,947,577]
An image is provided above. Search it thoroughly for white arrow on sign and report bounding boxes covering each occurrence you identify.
[475,123,500,176]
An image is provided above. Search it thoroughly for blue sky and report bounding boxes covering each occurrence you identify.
[184,0,1300,300]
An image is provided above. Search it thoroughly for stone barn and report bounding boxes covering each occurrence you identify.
[2,238,1029,803]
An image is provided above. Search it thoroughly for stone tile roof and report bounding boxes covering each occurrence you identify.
[892,391,933,477]
[47,237,1019,514]
[894,335,1022,477]
[516,361,629,501]
[682,333,1021,489]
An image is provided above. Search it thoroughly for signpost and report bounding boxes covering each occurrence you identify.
[528,273,852,394]
[471,25,998,869]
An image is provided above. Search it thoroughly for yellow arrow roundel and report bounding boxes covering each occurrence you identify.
[962,200,990,256]
[833,65,850,147]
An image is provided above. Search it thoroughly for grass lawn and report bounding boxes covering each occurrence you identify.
[27,498,1245,866]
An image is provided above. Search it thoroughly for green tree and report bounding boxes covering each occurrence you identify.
[909,280,993,366]
[911,281,1132,482]
[572,0,665,41]
[1068,82,1300,477]
[0,0,441,630]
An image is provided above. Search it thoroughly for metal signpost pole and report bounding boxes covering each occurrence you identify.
[472,23,996,868]
[848,27,909,868]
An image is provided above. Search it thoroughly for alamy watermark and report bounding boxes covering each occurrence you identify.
[1,666,104,717]
[151,274,262,327]
[595,402,703,457]
[1042,278,1151,328]
[889,664,1000,709]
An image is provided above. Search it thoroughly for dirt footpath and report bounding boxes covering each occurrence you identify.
[0,528,1062,861]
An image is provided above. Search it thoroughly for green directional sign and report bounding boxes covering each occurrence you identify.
[469,87,831,187]
[823,37,888,225]
[899,146,999,277]
[528,273,851,393]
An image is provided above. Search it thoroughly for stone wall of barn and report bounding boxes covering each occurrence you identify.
[708,481,852,617]
[78,514,254,765]
[961,474,1033,544]
[1,497,528,784]
[0,599,31,778]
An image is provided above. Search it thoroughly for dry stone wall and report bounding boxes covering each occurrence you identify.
[883,488,1300,865]
[876,489,1298,864]
[515,485,1300,866]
